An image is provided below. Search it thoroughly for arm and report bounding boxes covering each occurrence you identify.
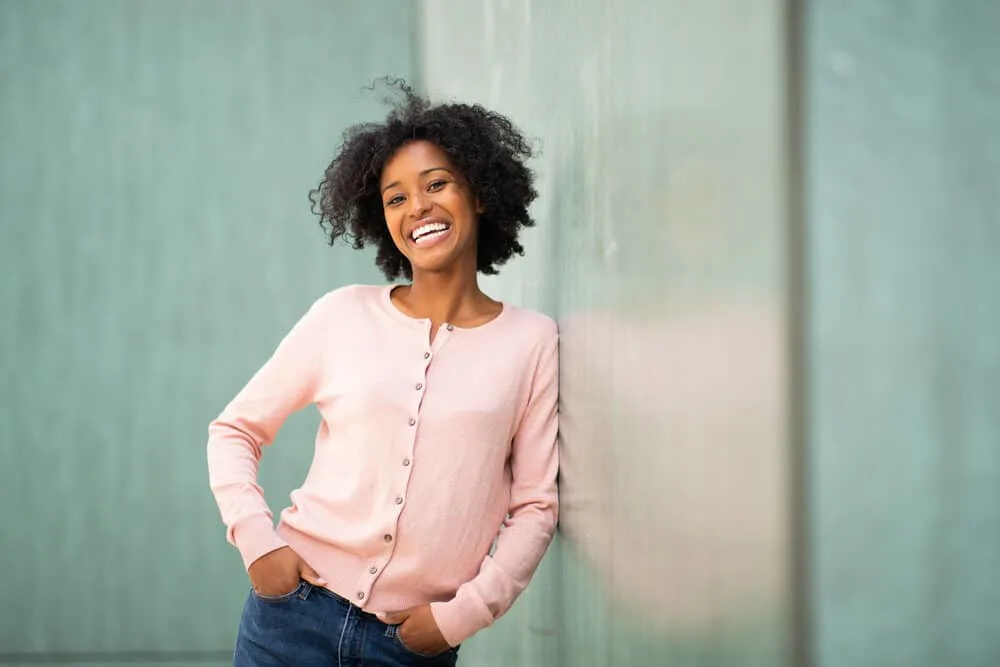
[206,296,329,570]
[430,327,560,646]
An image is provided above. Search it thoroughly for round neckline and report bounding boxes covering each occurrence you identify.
[381,284,508,332]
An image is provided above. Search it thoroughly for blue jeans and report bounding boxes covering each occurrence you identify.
[233,581,461,667]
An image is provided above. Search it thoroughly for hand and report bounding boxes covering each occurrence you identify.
[381,605,450,656]
[248,546,326,597]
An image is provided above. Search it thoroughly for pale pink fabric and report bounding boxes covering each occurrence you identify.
[207,284,559,646]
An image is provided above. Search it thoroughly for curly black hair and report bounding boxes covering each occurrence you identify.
[309,79,537,281]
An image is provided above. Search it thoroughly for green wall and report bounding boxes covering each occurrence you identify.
[806,1,1000,665]
[0,1,413,663]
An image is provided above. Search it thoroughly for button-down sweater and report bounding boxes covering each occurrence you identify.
[207,284,559,646]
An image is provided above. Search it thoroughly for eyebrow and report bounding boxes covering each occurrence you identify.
[381,167,453,194]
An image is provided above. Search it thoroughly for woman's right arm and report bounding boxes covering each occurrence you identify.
[206,294,330,571]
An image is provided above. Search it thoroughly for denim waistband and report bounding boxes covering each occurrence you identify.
[308,582,380,619]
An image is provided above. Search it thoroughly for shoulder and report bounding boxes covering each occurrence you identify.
[504,304,557,334]
[498,304,559,351]
[310,283,384,312]
[286,284,385,334]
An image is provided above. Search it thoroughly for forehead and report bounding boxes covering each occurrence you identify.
[380,140,456,185]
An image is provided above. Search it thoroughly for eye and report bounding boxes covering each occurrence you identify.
[385,194,405,207]
[427,179,448,192]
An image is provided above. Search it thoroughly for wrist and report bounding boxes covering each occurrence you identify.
[233,518,288,570]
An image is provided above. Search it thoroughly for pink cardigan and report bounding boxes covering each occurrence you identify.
[207,284,559,646]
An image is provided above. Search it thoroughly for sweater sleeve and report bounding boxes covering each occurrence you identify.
[206,295,329,570]
[429,324,560,646]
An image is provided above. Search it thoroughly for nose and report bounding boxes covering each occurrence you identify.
[408,191,431,218]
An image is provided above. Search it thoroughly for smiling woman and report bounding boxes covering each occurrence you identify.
[380,141,483,277]
[206,78,558,667]
[309,78,537,282]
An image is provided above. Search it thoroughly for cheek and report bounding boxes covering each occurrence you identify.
[451,194,478,223]
[385,214,409,250]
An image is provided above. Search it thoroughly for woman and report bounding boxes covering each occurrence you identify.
[206,81,559,666]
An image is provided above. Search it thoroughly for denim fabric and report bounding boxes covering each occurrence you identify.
[233,581,460,667]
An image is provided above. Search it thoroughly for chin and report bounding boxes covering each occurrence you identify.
[405,248,463,275]
[409,260,455,275]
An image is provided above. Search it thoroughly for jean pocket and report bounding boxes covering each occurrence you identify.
[395,635,431,658]
[251,580,308,603]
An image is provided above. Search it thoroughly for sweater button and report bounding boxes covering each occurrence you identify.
[384,534,393,542]
[408,417,416,426]
[402,458,410,466]
[357,591,365,600]
[369,566,378,575]
[415,382,423,391]
[424,352,431,359]
[446,323,454,331]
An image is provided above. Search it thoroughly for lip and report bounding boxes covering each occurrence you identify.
[408,217,453,249]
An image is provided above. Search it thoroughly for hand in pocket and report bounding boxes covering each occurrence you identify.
[248,546,326,597]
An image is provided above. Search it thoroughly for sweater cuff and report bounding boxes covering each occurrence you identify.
[429,585,495,647]
[232,517,288,570]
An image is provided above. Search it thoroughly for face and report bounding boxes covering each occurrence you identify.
[380,140,482,276]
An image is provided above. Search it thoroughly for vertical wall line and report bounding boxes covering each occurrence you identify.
[784,0,813,664]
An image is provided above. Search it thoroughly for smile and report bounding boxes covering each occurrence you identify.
[410,220,452,246]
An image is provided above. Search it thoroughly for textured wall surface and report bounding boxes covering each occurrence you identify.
[0,1,413,663]
[805,2,1000,666]
[418,2,794,665]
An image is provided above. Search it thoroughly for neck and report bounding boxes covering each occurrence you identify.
[404,264,485,326]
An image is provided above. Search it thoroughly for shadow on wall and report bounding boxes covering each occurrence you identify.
[550,109,790,640]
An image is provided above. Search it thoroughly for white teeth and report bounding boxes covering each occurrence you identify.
[411,222,449,241]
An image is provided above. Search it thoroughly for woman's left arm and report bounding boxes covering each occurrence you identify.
[429,325,560,647]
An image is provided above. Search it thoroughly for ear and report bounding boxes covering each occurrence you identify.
[475,198,485,214]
